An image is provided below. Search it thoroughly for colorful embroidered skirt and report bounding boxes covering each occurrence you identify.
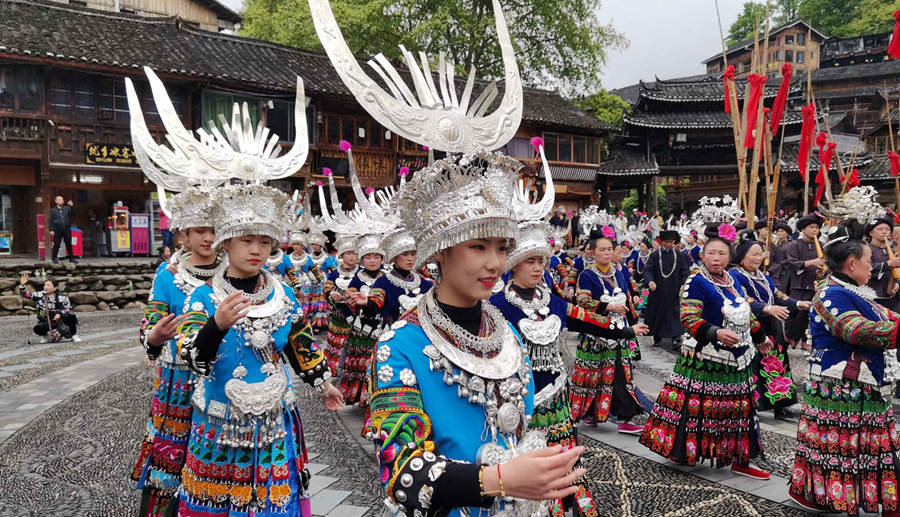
[299,283,314,322]
[639,353,761,468]
[751,343,797,411]
[325,312,351,377]
[132,356,194,516]
[337,330,377,406]
[177,405,311,517]
[531,378,598,517]
[789,378,900,516]
[309,283,328,331]
[569,334,641,424]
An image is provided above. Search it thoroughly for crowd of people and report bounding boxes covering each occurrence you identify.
[110,2,900,516]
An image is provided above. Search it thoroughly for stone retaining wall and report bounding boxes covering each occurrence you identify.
[0,261,156,316]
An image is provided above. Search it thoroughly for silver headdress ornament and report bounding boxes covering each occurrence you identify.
[818,186,886,226]
[687,195,743,237]
[578,206,614,237]
[165,187,217,231]
[211,184,295,249]
[507,221,554,271]
[334,234,357,257]
[289,231,308,245]
[355,233,386,258]
[308,0,521,154]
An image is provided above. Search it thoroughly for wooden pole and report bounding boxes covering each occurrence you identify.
[715,0,748,205]
[746,5,770,229]
[803,65,813,214]
[889,91,900,211]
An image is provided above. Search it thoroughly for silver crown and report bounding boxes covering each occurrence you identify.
[289,231,308,245]
[212,184,294,248]
[166,186,216,231]
[381,228,417,262]
[309,0,521,154]
[578,206,615,237]
[308,232,328,247]
[819,186,886,226]
[507,221,554,271]
[355,233,385,258]
[334,234,357,257]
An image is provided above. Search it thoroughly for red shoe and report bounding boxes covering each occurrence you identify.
[731,463,770,480]
[787,491,823,511]
[617,422,644,434]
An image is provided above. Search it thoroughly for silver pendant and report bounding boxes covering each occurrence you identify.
[496,402,521,434]
[250,330,269,349]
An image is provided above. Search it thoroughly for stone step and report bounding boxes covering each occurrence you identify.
[310,489,352,516]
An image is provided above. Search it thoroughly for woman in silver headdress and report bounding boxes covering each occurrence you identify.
[176,184,343,516]
[322,234,359,376]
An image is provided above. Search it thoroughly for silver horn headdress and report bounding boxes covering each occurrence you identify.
[308,0,521,154]
[507,138,556,270]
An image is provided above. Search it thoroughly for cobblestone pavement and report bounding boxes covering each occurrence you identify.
[0,315,846,517]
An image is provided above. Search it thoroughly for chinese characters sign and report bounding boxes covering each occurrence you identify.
[84,143,137,166]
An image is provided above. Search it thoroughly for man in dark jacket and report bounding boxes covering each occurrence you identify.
[49,195,76,263]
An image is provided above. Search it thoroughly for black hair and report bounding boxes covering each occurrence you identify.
[825,219,867,272]
[702,223,733,254]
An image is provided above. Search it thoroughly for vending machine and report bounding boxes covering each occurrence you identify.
[109,204,131,255]
[130,213,150,255]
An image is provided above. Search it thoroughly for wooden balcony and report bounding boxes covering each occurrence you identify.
[0,112,47,159]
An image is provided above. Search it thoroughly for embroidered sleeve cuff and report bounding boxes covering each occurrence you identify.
[389,451,458,515]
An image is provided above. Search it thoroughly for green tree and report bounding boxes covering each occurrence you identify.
[240,0,626,95]
[798,0,863,36]
[572,89,631,129]
[774,0,802,24]
[618,185,669,217]
[840,0,900,36]
[728,2,767,45]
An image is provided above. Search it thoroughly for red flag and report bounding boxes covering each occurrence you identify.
[890,10,900,58]
[743,74,768,148]
[844,168,860,188]
[814,142,835,207]
[797,103,816,180]
[769,63,792,134]
[723,65,735,114]
[890,150,900,177]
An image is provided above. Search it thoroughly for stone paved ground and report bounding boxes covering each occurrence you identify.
[0,313,879,516]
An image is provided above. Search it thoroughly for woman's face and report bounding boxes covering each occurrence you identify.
[393,250,417,272]
[592,238,614,266]
[702,240,731,274]
[43,280,56,294]
[845,244,873,285]
[639,243,649,253]
[291,241,305,253]
[512,256,545,289]
[740,243,764,272]
[435,238,509,307]
[185,227,216,260]
[776,228,789,242]
[341,251,358,269]
[223,235,273,276]
[162,246,171,260]
[362,253,383,271]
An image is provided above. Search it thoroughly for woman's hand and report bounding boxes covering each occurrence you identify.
[757,338,774,354]
[716,328,740,346]
[321,381,343,410]
[213,292,251,331]
[631,323,649,336]
[796,301,811,311]
[19,272,29,286]
[764,305,790,321]
[147,313,185,347]
[481,446,586,501]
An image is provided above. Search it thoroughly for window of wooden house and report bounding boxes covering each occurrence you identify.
[796,51,805,64]
[201,92,260,135]
[784,50,793,62]
[557,135,572,162]
[0,65,43,112]
[586,138,600,164]
[267,100,292,142]
[544,133,559,161]
[572,136,586,163]
[785,35,794,45]
[340,116,354,144]
[355,118,368,147]
[326,115,340,143]
[774,50,781,60]
[797,33,805,45]
[370,122,383,148]
[50,74,98,120]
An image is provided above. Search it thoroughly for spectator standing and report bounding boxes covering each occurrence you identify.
[49,195,76,263]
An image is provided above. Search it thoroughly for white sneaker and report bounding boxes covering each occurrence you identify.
[39,336,48,344]
[72,335,82,342]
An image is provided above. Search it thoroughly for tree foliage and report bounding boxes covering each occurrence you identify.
[837,0,900,37]
[774,0,802,24]
[797,0,863,37]
[240,0,626,96]
[572,90,631,129]
[728,2,767,45]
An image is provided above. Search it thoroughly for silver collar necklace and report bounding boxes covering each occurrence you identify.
[213,269,275,305]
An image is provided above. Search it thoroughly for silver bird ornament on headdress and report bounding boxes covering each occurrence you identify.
[308,0,521,154]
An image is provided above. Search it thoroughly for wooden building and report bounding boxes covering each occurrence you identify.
[820,31,892,69]
[703,20,825,78]
[48,0,241,32]
[0,0,608,256]
[607,75,803,214]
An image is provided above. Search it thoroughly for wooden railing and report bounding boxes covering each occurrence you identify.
[0,112,46,141]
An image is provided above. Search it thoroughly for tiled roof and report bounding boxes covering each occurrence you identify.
[779,141,873,173]
[858,154,893,181]
[549,165,598,182]
[0,0,609,132]
[638,76,799,103]
[624,108,803,130]
[812,59,900,83]
[596,147,658,176]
